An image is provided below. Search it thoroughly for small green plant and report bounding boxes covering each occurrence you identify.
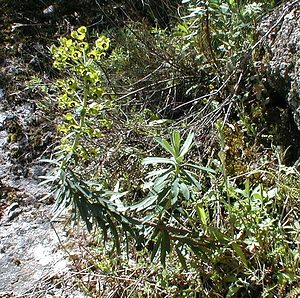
[135,130,207,210]
[130,130,216,266]
[182,0,274,69]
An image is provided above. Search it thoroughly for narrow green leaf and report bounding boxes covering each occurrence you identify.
[128,195,158,211]
[234,188,248,198]
[151,174,171,194]
[146,168,170,179]
[107,190,128,200]
[218,150,226,166]
[142,157,175,165]
[107,215,121,254]
[182,169,201,189]
[76,198,92,231]
[177,237,207,257]
[196,205,207,226]
[39,174,59,185]
[244,179,250,197]
[278,272,296,283]
[207,226,228,242]
[226,286,241,298]
[175,246,187,270]
[232,242,248,267]
[155,188,171,208]
[160,230,171,266]
[171,178,180,205]
[179,131,194,157]
[176,236,200,247]
[151,233,162,261]
[179,183,190,200]
[90,204,106,231]
[177,24,188,33]
[171,130,181,156]
[76,184,91,199]
[39,158,62,166]
[156,138,176,157]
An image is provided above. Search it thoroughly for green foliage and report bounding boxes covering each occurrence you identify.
[196,163,300,296]
[182,0,272,71]
[101,21,204,117]
[42,4,300,295]
[129,133,299,296]
[95,0,276,129]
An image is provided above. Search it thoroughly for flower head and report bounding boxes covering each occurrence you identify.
[78,42,89,51]
[95,36,110,51]
[71,50,82,60]
[87,50,99,60]
[71,26,87,41]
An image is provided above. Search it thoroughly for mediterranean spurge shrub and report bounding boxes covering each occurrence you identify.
[42,26,138,249]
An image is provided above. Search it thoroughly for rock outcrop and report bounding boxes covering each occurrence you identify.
[256,1,300,128]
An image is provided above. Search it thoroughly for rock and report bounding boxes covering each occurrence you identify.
[256,1,300,128]
[0,204,86,297]
[0,292,13,298]
[1,202,22,222]
[43,5,58,18]
[30,164,47,179]
[0,88,5,101]
[0,245,4,253]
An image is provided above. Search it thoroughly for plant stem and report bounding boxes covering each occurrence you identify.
[72,77,88,155]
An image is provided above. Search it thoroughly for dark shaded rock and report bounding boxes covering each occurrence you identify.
[256,1,300,128]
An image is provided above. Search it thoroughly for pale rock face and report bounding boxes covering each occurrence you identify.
[256,1,300,128]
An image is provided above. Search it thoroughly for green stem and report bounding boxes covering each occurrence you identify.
[72,77,88,154]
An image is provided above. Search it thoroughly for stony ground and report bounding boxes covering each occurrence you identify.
[0,90,87,297]
[0,3,92,292]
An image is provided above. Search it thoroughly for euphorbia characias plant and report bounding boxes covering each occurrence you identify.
[42,27,135,248]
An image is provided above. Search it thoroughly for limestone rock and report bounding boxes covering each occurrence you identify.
[256,1,300,128]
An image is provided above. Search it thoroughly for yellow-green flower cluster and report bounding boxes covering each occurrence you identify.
[50,26,110,70]
[50,26,112,159]
[50,26,112,106]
